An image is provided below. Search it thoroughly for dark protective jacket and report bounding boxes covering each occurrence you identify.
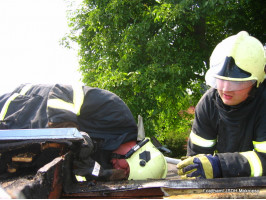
[0,84,138,152]
[187,80,266,177]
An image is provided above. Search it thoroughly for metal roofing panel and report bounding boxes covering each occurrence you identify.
[0,128,83,140]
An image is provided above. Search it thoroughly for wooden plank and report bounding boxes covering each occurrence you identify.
[62,188,164,198]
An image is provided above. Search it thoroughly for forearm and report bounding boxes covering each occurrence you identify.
[217,151,266,178]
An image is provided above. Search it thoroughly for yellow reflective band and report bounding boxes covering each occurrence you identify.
[72,84,84,116]
[75,175,86,182]
[92,161,101,177]
[0,84,33,120]
[47,85,84,116]
[240,151,262,177]
[253,141,266,153]
[20,84,32,95]
[47,99,77,114]
[190,131,216,148]
[0,93,19,120]
[198,156,213,179]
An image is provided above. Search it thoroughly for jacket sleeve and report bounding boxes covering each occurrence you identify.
[187,90,218,156]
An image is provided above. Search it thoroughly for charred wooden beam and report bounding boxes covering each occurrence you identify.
[61,176,266,198]
[62,188,164,199]
[1,156,64,199]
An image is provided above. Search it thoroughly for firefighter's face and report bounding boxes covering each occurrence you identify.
[111,141,136,177]
[111,158,130,176]
[217,80,254,106]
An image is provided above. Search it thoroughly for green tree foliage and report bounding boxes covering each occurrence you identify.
[63,0,265,151]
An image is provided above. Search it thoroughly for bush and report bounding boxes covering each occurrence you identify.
[155,108,194,159]
[163,128,190,159]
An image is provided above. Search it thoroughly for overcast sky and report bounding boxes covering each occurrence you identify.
[0,0,82,94]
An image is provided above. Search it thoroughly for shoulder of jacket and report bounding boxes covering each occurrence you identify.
[198,88,217,104]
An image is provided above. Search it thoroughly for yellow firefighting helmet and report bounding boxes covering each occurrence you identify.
[112,138,168,180]
[205,31,266,91]
[126,138,168,180]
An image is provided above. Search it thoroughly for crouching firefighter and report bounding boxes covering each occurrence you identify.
[177,31,266,179]
[0,84,167,181]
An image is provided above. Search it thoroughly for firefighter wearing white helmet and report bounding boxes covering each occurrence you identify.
[177,31,266,179]
[206,31,265,90]
[111,138,168,180]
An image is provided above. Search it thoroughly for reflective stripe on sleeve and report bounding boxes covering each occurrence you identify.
[47,84,84,116]
[190,131,216,148]
[72,84,84,116]
[0,84,33,120]
[0,93,19,120]
[253,141,266,153]
[240,151,262,177]
[75,175,86,182]
[19,84,32,95]
[92,161,101,177]
[47,99,77,114]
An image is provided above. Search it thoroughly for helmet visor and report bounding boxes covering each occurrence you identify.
[216,79,256,92]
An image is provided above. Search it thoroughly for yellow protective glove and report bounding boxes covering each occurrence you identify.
[177,154,221,179]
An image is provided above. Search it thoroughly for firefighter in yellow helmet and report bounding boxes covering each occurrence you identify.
[75,137,167,182]
[177,31,266,179]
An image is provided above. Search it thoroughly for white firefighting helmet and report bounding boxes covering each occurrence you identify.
[205,31,266,91]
